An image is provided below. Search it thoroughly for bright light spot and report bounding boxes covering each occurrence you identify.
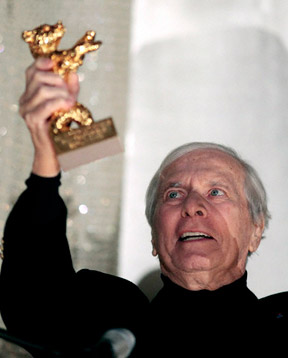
[79,204,88,214]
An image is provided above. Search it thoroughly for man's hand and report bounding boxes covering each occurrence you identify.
[19,57,79,177]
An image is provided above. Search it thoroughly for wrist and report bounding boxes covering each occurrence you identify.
[32,150,61,177]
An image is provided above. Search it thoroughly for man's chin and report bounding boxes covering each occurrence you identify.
[173,250,217,271]
[160,256,214,280]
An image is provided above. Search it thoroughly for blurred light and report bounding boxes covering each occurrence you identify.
[10,104,18,112]
[67,218,74,227]
[78,73,85,82]
[0,127,7,137]
[89,94,99,106]
[79,204,88,214]
[76,175,86,185]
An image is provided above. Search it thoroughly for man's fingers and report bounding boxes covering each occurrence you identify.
[66,72,80,99]
[20,85,75,117]
[25,69,67,99]
[25,57,54,82]
[21,63,69,115]
[19,58,79,152]
[24,97,75,130]
[35,57,54,69]
[27,57,54,74]
[25,57,67,102]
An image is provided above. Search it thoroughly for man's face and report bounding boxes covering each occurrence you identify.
[152,149,264,290]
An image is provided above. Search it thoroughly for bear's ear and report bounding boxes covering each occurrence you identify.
[55,21,65,37]
[56,20,63,28]
[22,30,34,43]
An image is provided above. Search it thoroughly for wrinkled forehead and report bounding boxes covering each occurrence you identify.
[159,149,246,187]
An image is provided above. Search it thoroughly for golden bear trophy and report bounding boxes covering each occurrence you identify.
[22,21,122,171]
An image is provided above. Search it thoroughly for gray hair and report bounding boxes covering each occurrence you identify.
[145,142,271,232]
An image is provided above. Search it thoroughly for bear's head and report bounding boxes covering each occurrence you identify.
[22,21,65,57]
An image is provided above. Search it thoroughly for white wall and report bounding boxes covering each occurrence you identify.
[119,0,288,298]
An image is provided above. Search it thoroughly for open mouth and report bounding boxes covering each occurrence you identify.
[179,232,214,242]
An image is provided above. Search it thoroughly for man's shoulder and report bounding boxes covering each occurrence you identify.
[76,268,136,285]
[255,292,288,351]
[259,291,288,321]
[258,291,288,338]
[75,269,149,303]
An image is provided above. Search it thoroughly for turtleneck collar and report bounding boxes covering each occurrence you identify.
[159,271,257,302]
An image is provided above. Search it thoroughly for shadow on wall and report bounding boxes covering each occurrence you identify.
[137,269,163,301]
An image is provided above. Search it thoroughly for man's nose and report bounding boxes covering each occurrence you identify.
[181,192,207,218]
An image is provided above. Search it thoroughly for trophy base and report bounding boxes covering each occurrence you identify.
[51,117,122,171]
[58,136,122,171]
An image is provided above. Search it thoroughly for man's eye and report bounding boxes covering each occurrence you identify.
[167,191,181,199]
[210,189,225,197]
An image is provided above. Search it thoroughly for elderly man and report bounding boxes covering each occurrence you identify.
[0,58,286,357]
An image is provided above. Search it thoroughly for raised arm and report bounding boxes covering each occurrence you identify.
[19,57,79,176]
[0,58,148,356]
[0,58,79,345]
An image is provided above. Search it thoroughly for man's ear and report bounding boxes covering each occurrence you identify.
[249,216,265,253]
[151,237,158,257]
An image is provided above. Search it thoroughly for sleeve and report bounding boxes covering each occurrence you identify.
[0,173,149,356]
[0,173,76,346]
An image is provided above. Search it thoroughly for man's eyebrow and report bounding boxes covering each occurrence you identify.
[157,182,183,197]
[162,182,182,190]
[159,174,239,192]
[162,178,236,191]
[208,178,241,196]
[209,180,230,188]
[208,174,238,187]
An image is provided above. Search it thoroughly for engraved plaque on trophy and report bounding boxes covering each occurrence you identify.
[22,21,122,171]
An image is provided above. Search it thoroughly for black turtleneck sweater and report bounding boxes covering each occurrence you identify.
[0,174,287,357]
[149,272,260,356]
[148,272,288,356]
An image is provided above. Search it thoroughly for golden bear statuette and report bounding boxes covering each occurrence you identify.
[22,21,122,171]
